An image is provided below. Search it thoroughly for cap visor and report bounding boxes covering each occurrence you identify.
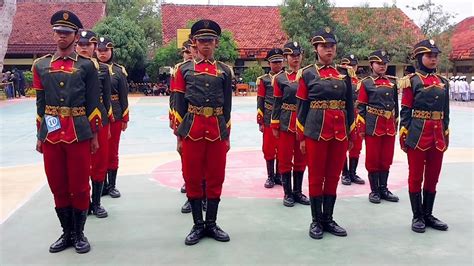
[269,59,284,63]
[53,26,76,32]
[97,44,109,50]
[195,35,218,40]
[77,38,90,45]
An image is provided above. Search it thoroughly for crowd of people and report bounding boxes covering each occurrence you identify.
[1,68,26,99]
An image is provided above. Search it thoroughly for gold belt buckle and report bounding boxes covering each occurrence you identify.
[59,107,70,116]
[329,101,338,109]
[432,112,441,120]
[203,107,213,117]
[384,110,392,119]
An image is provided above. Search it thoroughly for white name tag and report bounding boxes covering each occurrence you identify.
[45,115,61,133]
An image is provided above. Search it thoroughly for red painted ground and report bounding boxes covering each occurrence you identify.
[152,150,408,199]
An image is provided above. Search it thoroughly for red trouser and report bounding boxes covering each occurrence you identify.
[91,124,109,182]
[43,140,91,210]
[182,137,227,199]
[306,138,348,197]
[262,125,278,161]
[348,132,363,158]
[278,131,306,173]
[364,135,395,172]
[108,120,122,170]
[407,147,444,193]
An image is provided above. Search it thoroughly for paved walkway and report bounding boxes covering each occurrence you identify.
[0,96,473,265]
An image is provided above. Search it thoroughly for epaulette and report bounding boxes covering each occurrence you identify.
[271,70,284,86]
[296,64,313,80]
[336,64,355,78]
[114,63,128,77]
[31,54,51,71]
[398,73,415,89]
[218,61,235,79]
[356,76,371,92]
[89,58,100,70]
[256,74,267,86]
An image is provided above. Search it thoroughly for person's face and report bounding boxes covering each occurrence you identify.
[96,48,112,62]
[182,50,193,61]
[269,61,283,73]
[422,52,439,69]
[371,61,387,76]
[76,42,95,57]
[194,38,218,58]
[316,43,336,63]
[53,30,78,49]
[286,54,302,69]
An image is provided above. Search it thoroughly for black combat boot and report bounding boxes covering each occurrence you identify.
[202,180,207,212]
[341,158,351,185]
[281,172,295,207]
[274,160,282,185]
[368,172,381,204]
[349,157,365,184]
[185,199,206,245]
[107,169,121,198]
[73,209,91,253]
[293,171,309,205]
[264,159,276,188]
[49,207,74,253]
[101,178,109,196]
[423,190,448,231]
[321,195,347,237]
[181,200,191,213]
[309,196,324,239]
[90,181,108,218]
[205,199,230,242]
[379,171,399,202]
[409,192,426,233]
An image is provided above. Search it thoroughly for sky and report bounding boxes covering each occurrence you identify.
[163,0,474,26]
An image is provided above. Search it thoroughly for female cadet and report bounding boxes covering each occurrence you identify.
[296,27,355,239]
[399,39,449,233]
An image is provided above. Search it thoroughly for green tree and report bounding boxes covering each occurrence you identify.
[280,0,349,65]
[93,16,148,71]
[406,0,456,37]
[148,39,181,81]
[344,7,418,63]
[215,31,239,63]
[242,64,264,83]
[106,0,162,50]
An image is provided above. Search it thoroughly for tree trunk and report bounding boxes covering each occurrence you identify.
[0,0,17,73]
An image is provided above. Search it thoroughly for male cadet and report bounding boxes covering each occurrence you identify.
[172,19,232,245]
[76,29,112,218]
[257,48,284,189]
[33,10,101,253]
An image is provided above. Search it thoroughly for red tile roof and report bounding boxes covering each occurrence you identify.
[450,16,474,61]
[7,1,106,55]
[161,4,287,59]
[161,4,423,59]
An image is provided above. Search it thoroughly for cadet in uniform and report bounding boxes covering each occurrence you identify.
[340,54,365,186]
[76,30,112,218]
[296,27,354,239]
[257,48,284,188]
[33,10,100,253]
[271,42,309,207]
[96,37,129,198]
[172,20,232,245]
[170,39,204,214]
[356,50,399,204]
[399,39,449,233]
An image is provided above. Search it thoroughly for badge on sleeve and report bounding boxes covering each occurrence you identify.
[45,115,61,133]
